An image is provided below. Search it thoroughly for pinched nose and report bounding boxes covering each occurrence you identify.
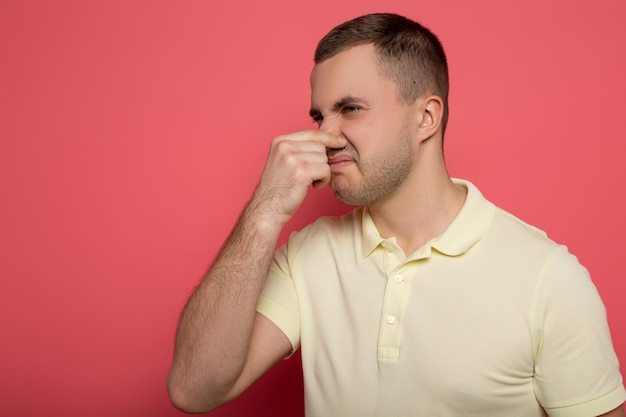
[317,113,342,135]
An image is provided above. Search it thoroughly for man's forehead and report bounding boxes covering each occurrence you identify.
[311,44,378,77]
[310,44,379,100]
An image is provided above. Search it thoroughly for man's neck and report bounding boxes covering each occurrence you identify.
[367,158,467,256]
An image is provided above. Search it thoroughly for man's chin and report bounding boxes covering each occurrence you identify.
[331,186,362,207]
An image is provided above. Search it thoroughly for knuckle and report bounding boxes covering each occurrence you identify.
[271,135,287,147]
[274,138,293,154]
[283,151,300,167]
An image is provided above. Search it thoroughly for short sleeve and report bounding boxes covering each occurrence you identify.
[533,246,625,416]
[256,243,301,353]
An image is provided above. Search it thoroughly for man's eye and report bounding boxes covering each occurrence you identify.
[342,106,361,114]
[311,115,323,125]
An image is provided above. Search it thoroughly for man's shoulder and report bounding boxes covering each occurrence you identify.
[484,203,577,265]
[448,179,562,256]
[491,205,551,240]
[288,208,362,246]
[467,200,589,286]
[275,208,369,263]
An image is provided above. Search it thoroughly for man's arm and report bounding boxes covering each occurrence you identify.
[166,130,346,413]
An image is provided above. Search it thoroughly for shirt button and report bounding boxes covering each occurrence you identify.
[381,242,393,252]
[386,315,396,325]
[394,274,404,283]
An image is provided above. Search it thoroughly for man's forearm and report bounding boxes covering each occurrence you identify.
[167,200,284,412]
[167,130,345,412]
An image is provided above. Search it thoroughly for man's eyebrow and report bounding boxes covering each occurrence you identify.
[309,95,367,118]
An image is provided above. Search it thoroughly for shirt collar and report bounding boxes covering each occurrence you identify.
[360,179,495,259]
[361,206,383,258]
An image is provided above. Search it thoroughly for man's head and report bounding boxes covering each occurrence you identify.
[314,13,450,135]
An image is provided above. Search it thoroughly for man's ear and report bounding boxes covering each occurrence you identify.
[417,95,444,142]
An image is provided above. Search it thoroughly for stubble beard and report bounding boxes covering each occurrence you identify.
[330,130,414,207]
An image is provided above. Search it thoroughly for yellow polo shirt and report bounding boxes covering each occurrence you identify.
[257,179,625,417]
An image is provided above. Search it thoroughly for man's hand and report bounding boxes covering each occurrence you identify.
[252,129,347,225]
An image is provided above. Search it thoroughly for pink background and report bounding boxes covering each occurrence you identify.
[1,1,625,416]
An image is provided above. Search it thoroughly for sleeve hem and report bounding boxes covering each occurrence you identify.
[256,295,301,357]
[544,384,626,417]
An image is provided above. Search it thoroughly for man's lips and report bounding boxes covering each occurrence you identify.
[327,153,355,170]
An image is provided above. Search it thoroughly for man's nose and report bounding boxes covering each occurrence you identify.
[318,114,341,135]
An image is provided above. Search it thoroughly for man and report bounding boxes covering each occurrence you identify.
[167,13,625,416]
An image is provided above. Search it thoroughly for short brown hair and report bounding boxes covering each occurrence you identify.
[315,13,450,134]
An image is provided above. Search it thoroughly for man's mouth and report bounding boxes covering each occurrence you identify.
[328,153,355,170]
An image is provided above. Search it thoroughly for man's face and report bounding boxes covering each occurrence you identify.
[310,44,419,207]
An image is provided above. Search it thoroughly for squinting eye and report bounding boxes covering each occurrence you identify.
[311,115,323,125]
[343,106,360,114]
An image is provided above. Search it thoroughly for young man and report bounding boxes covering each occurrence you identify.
[167,13,625,416]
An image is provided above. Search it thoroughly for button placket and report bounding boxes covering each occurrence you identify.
[378,261,411,361]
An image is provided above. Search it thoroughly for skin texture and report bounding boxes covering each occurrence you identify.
[167,44,624,415]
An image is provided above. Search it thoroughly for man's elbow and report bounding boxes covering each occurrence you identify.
[166,372,226,414]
